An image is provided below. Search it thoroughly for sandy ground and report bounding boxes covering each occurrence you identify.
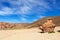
[0,27,60,40]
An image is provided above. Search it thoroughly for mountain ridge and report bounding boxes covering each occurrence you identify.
[26,16,60,28]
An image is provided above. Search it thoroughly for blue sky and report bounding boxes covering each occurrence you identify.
[0,0,60,23]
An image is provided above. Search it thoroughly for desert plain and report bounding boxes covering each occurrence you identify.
[0,27,60,40]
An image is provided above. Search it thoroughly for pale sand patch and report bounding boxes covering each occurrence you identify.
[0,27,60,40]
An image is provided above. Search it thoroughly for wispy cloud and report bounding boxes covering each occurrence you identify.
[0,0,60,23]
[0,0,51,15]
[0,7,14,15]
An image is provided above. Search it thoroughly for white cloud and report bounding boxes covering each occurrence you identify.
[0,0,57,19]
[0,0,53,16]
[20,5,31,14]
[0,7,15,15]
[0,0,59,23]
[38,15,46,18]
[1,0,51,14]
[20,17,28,23]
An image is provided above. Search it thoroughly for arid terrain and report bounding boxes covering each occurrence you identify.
[0,27,60,40]
[0,16,60,40]
[0,16,60,29]
[26,16,60,28]
[0,22,29,29]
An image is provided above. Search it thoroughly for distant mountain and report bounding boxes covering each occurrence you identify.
[0,22,29,29]
[0,16,60,29]
[26,16,60,28]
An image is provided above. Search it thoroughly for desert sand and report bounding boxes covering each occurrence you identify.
[0,27,60,40]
